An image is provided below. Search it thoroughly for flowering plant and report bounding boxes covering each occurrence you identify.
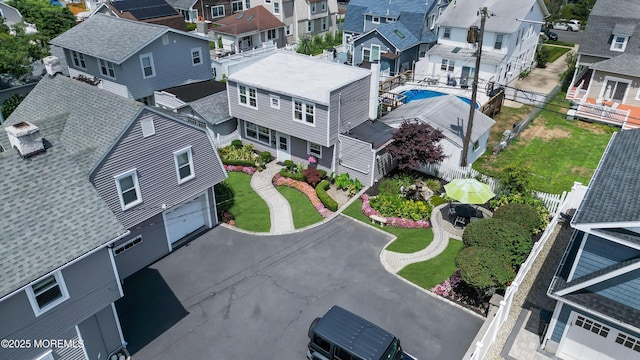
[360,194,430,229]
[224,165,257,175]
[308,155,317,164]
[431,270,462,298]
[273,174,333,218]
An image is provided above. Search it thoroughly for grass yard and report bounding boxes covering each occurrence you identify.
[475,92,615,193]
[343,200,432,253]
[398,239,464,290]
[545,40,574,47]
[225,172,270,232]
[542,45,572,63]
[276,186,323,229]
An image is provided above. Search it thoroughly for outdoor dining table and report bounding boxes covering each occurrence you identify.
[455,204,477,218]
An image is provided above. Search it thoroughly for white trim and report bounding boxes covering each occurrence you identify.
[163,210,173,252]
[211,4,224,18]
[173,146,195,184]
[273,1,280,15]
[244,121,271,145]
[567,231,589,281]
[293,98,315,126]
[238,84,258,109]
[556,260,640,296]
[307,141,322,158]
[71,51,87,69]
[636,87,640,101]
[204,189,213,228]
[114,169,143,210]
[270,94,280,109]
[98,58,116,79]
[108,247,124,296]
[191,47,203,66]
[372,16,379,24]
[589,229,640,251]
[610,35,629,52]
[34,350,55,360]
[371,44,380,62]
[231,0,243,12]
[26,271,70,317]
[75,325,90,360]
[111,302,127,347]
[598,75,631,103]
[542,302,564,350]
[139,53,156,79]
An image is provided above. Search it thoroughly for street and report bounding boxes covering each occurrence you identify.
[553,29,582,45]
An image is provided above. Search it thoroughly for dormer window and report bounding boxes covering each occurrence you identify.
[610,35,629,52]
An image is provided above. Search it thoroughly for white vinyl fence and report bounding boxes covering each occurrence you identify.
[418,162,566,216]
[208,128,240,148]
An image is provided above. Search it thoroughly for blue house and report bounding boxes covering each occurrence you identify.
[542,129,640,359]
[343,0,446,75]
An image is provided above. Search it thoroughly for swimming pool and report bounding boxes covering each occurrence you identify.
[401,89,479,108]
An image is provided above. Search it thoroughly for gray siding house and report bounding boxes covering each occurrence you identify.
[0,74,227,360]
[542,129,640,359]
[49,14,213,103]
[227,51,393,186]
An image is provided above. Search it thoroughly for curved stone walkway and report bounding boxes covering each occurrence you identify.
[380,204,493,273]
[249,161,294,234]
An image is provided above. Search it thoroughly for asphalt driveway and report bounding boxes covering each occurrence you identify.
[116,215,483,359]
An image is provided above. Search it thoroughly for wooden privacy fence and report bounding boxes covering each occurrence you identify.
[418,162,566,216]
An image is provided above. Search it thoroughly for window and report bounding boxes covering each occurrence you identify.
[245,121,270,144]
[139,53,155,78]
[603,79,629,102]
[115,169,142,210]
[99,59,116,79]
[363,48,370,62]
[246,0,250,9]
[267,29,277,40]
[387,17,395,23]
[307,20,313,33]
[270,95,280,109]
[286,24,292,35]
[443,27,451,39]
[141,118,155,137]
[372,16,380,24]
[321,17,327,31]
[162,34,169,45]
[211,5,224,17]
[371,45,380,61]
[114,236,143,255]
[191,47,202,65]
[232,0,243,12]
[238,84,257,108]
[494,34,503,49]
[265,0,271,3]
[440,58,455,71]
[26,272,69,316]
[273,2,280,15]
[615,333,640,352]
[312,335,331,353]
[611,35,628,52]
[321,0,326,10]
[71,51,86,68]
[311,2,316,12]
[174,146,195,183]
[308,142,322,158]
[294,100,315,124]
[574,315,609,337]
[473,141,480,151]
[430,14,436,30]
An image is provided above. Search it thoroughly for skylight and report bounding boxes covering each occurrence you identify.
[236,13,244,19]
[394,29,405,38]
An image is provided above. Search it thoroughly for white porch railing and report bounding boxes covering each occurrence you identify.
[574,102,631,128]
[208,128,240,148]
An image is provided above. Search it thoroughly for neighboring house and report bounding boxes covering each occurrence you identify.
[154,79,238,136]
[380,95,494,167]
[90,0,187,31]
[542,128,640,360]
[227,51,393,186]
[211,5,286,52]
[49,14,213,103]
[343,0,441,75]
[419,0,549,87]
[0,74,227,360]
[0,1,37,34]
[210,40,278,80]
[251,0,340,45]
[565,0,640,130]
[167,0,251,23]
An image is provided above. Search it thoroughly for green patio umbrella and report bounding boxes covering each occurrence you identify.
[444,178,495,204]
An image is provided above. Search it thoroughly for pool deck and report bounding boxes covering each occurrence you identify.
[393,83,490,108]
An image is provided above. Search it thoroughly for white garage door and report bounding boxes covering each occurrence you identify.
[557,312,640,360]
[164,193,209,245]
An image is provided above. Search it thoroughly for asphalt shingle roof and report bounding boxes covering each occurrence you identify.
[163,0,195,11]
[186,92,231,125]
[573,129,640,225]
[578,0,640,58]
[0,75,146,298]
[437,0,548,33]
[213,5,285,35]
[590,53,640,78]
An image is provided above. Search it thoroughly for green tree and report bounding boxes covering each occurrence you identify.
[499,163,532,194]
[455,246,515,296]
[462,218,532,268]
[8,0,76,40]
[0,20,48,79]
[1,93,25,119]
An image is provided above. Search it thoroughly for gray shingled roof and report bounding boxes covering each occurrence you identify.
[590,53,640,78]
[578,0,640,58]
[437,0,549,33]
[573,130,640,225]
[0,75,147,298]
[380,95,494,146]
[164,0,196,11]
[185,92,231,125]
[49,14,206,64]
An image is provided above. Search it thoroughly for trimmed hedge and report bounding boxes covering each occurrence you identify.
[231,139,242,148]
[279,168,305,182]
[223,159,256,167]
[455,246,515,291]
[493,203,544,234]
[260,151,272,163]
[462,218,532,268]
[316,180,338,211]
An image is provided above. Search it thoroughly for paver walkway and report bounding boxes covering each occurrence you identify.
[249,161,294,234]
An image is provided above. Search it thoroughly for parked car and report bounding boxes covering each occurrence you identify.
[553,19,579,31]
[541,28,558,41]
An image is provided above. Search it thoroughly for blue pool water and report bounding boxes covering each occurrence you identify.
[402,89,479,108]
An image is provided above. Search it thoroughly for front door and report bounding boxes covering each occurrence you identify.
[461,66,471,88]
[277,133,291,161]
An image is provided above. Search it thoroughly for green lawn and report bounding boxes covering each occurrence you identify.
[474,92,614,193]
[226,172,270,232]
[545,40,574,47]
[343,200,432,253]
[542,45,572,63]
[276,186,323,229]
[398,239,464,289]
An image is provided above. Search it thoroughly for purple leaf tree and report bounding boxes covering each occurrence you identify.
[387,120,446,170]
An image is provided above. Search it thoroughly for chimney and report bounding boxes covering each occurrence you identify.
[196,21,208,35]
[42,56,62,76]
[369,62,380,120]
[6,122,45,158]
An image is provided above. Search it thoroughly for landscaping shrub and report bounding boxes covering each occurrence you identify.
[490,193,550,231]
[455,246,515,295]
[260,151,272,164]
[318,169,327,179]
[316,180,338,212]
[360,194,430,229]
[369,194,432,221]
[429,195,448,207]
[279,168,305,182]
[334,173,363,195]
[303,167,322,187]
[283,160,295,171]
[493,203,544,234]
[223,165,256,175]
[424,179,441,192]
[185,23,197,31]
[222,159,256,167]
[231,139,243,148]
[378,178,401,196]
[462,218,532,268]
[214,181,235,213]
[218,143,255,162]
[273,174,332,217]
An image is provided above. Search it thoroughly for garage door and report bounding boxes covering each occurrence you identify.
[164,193,209,245]
[557,313,640,360]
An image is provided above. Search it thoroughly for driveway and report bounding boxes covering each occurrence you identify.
[116,215,483,360]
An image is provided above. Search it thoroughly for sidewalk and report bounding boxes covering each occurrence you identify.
[249,161,294,234]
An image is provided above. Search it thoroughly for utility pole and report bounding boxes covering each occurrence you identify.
[461,7,490,167]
